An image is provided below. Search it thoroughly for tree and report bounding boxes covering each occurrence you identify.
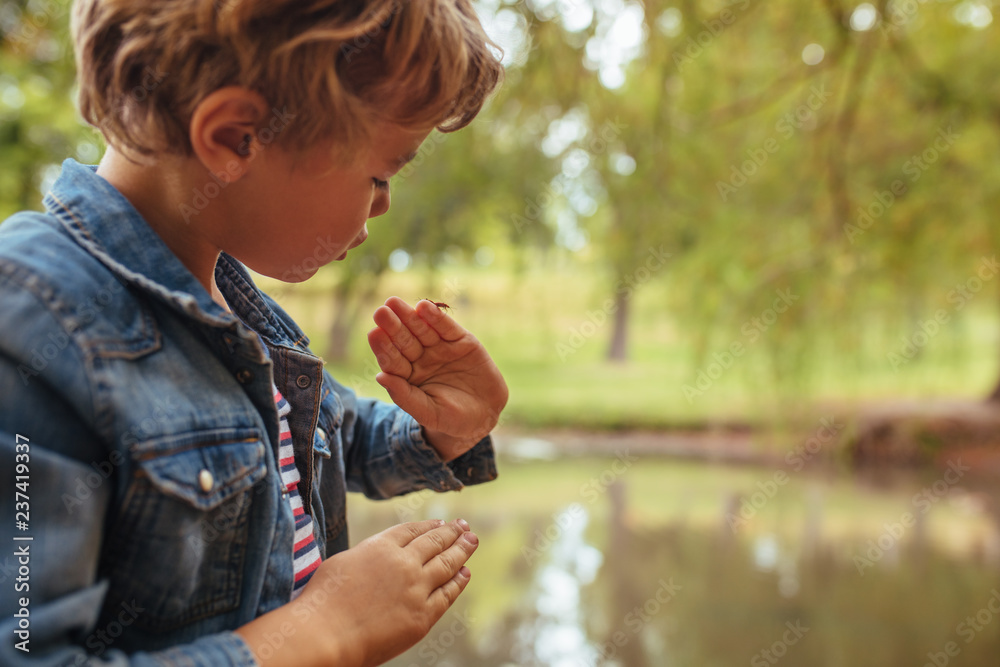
[492,0,1000,401]
[4,0,999,408]
[1,0,94,220]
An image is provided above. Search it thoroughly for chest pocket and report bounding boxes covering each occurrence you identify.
[101,427,268,632]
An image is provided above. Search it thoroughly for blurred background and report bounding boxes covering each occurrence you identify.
[3,0,1000,665]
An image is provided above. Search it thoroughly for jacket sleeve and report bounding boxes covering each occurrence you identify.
[323,370,497,500]
[0,275,259,666]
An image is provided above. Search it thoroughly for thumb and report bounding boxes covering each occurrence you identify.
[375,372,434,424]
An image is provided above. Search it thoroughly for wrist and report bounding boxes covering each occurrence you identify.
[421,426,478,463]
[312,612,348,667]
[235,600,348,667]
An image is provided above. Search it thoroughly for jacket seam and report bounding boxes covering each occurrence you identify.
[48,191,99,247]
[0,265,99,429]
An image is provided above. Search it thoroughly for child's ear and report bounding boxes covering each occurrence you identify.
[188,87,270,181]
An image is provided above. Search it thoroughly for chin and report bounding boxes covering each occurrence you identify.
[240,257,320,284]
[276,265,321,283]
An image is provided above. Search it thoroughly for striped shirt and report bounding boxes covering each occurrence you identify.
[273,384,321,599]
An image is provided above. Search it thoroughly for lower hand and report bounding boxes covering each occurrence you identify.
[293,519,479,667]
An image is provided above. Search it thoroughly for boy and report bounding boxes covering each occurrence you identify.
[0,0,507,665]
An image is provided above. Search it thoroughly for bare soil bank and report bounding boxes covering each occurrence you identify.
[493,399,1000,476]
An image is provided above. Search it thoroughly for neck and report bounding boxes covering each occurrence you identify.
[95,148,229,311]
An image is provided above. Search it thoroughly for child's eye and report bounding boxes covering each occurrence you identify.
[372,178,390,190]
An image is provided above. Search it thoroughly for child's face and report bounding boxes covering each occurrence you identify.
[227,121,429,282]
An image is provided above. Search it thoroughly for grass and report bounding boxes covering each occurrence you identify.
[256,261,1000,431]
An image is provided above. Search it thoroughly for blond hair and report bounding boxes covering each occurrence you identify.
[71,0,503,159]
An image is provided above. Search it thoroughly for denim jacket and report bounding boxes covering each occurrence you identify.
[0,159,497,666]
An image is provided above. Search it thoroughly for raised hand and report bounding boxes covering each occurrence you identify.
[367,296,508,461]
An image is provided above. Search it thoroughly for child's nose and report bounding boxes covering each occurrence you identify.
[369,188,391,218]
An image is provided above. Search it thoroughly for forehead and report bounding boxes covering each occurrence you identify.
[284,120,431,174]
[369,122,432,166]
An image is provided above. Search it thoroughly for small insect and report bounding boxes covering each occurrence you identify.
[421,298,451,311]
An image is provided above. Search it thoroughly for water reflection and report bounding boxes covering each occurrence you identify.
[513,506,603,666]
[751,533,801,597]
[349,449,1000,666]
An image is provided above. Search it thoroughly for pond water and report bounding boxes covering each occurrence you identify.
[346,439,1000,667]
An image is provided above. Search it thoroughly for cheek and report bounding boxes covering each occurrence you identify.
[348,191,377,230]
[272,180,372,253]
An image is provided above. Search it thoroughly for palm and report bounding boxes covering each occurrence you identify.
[367,297,508,457]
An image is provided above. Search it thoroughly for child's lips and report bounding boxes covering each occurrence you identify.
[336,230,368,261]
[348,229,368,250]
[338,236,367,260]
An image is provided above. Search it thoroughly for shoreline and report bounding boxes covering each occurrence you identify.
[492,398,1000,475]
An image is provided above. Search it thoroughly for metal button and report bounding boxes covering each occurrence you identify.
[235,368,253,384]
[295,374,311,389]
[316,427,327,441]
[198,469,214,492]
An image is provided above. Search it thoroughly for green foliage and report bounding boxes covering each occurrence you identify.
[1,0,96,219]
[3,0,999,410]
[271,265,999,430]
[487,0,1000,381]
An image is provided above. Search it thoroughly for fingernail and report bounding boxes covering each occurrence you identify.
[457,518,470,530]
[464,532,479,545]
[460,566,471,578]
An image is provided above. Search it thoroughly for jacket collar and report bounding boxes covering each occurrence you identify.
[42,159,309,349]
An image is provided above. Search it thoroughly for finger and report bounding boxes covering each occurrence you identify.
[375,372,436,424]
[427,566,471,612]
[425,531,478,588]
[367,327,413,377]
[380,519,449,547]
[407,519,470,563]
[386,296,442,347]
[415,299,467,342]
[373,304,426,362]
